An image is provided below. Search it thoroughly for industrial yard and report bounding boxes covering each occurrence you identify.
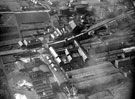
[0,0,135,99]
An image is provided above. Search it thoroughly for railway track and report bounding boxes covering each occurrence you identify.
[48,9,135,46]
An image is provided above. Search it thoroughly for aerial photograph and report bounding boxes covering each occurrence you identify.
[0,0,135,99]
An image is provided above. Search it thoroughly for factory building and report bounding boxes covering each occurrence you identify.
[0,0,135,99]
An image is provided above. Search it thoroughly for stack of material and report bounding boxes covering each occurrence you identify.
[29,71,56,99]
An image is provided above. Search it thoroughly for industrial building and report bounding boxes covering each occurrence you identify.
[0,0,135,99]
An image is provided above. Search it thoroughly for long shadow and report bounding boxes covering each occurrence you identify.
[131,57,135,99]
